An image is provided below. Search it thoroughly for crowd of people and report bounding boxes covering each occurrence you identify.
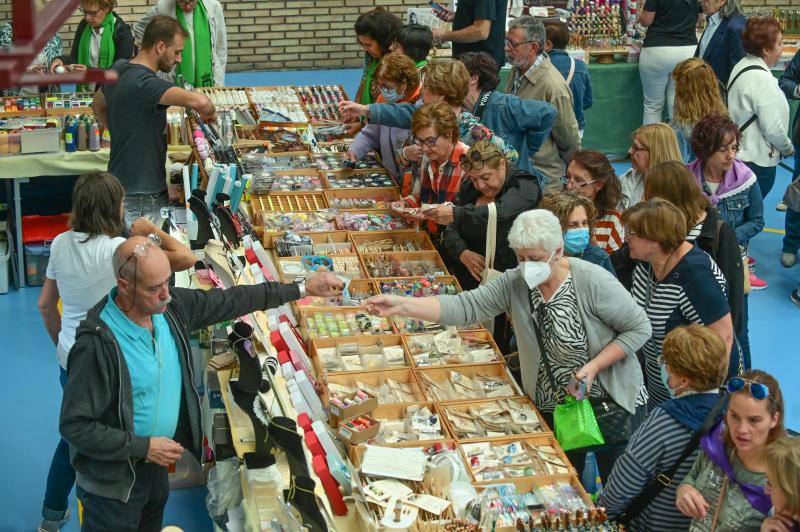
[5,1,798,531]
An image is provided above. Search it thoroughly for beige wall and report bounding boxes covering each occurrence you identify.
[0,0,795,74]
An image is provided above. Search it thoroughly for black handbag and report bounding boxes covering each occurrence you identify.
[529,295,634,447]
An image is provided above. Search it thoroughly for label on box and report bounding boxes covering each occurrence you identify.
[338,425,353,439]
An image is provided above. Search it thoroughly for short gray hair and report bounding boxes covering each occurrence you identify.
[112,245,134,280]
[719,0,742,18]
[508,209,563,253]
[507,16,546,51]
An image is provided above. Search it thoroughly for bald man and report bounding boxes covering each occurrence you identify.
[60,236,343,531]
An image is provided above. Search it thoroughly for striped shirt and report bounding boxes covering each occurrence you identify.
[631,246,730,406]
[599,407,699,531]
[594,210,624,253]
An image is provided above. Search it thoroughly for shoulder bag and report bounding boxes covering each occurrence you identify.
[480,202,502,285]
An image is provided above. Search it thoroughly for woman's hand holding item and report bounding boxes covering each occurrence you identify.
[365,294,406,317]
[337,101,367,123]
[460,250,486,281]
[676,484,710,519]
[423,204,454,225]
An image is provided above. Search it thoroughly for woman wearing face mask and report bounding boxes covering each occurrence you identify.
[345,53,421,181]
[761,437,800,532]
[540,191,615,275]
[565,150,625,254]
[618,123,684,211]
[623,198,737,407]
[676,370,786,531]
[395,102,470,236]
[365,209,651,480]
[600,325,729,531]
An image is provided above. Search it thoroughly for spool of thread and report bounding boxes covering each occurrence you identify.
[190,163,199,191]
[0,131,8,154]
[8,131,20,154]
[88,120,101,151]
[100,128,111,148]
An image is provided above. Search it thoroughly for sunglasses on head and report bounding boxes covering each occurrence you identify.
[460,149,501,172]
[726,377,770,400]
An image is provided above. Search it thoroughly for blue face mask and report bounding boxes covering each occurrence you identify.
[380,86,402,103]
[660,364,677,399]
[564,227,590,254]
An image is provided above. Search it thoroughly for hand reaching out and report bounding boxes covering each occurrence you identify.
[305,272,345,296]
[364,294,407,317]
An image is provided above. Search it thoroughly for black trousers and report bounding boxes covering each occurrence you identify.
[77,461,169,532]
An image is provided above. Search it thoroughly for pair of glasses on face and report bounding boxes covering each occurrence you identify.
[561,176,598,188]
[177,0,197,5]
[727,377,770,400]
[117,233,162,278]
[81,7,103,16]
[630,145,649,154]
[414,135,442,149]
[460,149,502,172]
[505,38,534,49]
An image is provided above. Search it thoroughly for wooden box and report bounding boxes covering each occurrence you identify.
[413,363,523,404]
[300,308,395,339]
[323,187,400,211]
[350,230,435,254]
[369,402,452,445]
[324,368,424,407]
[310,334,410,375]
[297,279,378,309]
[457,434,576,483]
[403,329,503,368]
[472,473,594,509]
[439,397,551,443]
[360,250,449,279]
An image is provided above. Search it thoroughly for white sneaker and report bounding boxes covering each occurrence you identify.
[777,201,788,211]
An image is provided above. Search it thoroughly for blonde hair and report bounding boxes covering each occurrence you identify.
[621,198,688,253]
[662,325,728,391]
[375,53,420,95]
[411,102,459,143]
[672,58,727,129]
[82,0,115,10]
[764,437,800,516]
[632,123,683,168]
[540,191,598,234]
[421,59,469,107]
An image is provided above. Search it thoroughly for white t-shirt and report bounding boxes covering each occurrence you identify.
[45,231,125,368]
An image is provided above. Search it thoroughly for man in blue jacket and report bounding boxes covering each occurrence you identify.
[694,0,746,84]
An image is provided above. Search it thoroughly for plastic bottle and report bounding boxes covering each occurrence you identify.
[64,117,77,152]
[88,119,101,151]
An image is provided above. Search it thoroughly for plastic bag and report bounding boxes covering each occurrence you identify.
[553,396,605,451]
[205,458,243,529]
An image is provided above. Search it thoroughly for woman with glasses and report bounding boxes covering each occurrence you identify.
[565,150,625,253]
[345,53,421,181]
[623,198,736,407]
[134,0,228,87]
[365,209,651,481]
[395,102,469,236]
[762,437,800,532]
[677,370,786,531]
[600,325,729,531]
[49,0,134,86]
[540,191,615,275]
[35,172,194,532]
[618,123,684,211]
[690,113,764,369]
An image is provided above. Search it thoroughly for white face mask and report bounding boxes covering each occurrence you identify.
[520,251,555,289]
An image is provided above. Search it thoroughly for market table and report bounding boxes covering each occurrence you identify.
[0,149,110,288]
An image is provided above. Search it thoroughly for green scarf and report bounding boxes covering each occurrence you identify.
[359,57,380,105]
[77,11,115,69]
[176,1,214,87]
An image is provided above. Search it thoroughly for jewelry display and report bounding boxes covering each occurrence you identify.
[442,399,545,440]
[416,368,516,402]
[304,311,393,338]
[315,340,406,373]
[325,171,395,189]
[405,329,499,366]
[460,440,571,483]
[327,376,420,405]
[372,405,445,443]
[259,211,336,233]
[363,254,445,278]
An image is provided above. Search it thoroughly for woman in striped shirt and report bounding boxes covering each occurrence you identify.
[565,150,625,253]
[600,324,729,531]
[623,199,736,406]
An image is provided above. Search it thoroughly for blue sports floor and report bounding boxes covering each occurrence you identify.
[0,69,798,531]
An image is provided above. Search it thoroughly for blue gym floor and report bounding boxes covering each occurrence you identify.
[0,69,798,531]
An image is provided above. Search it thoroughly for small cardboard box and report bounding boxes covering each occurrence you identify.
[328,391,378,426]
[337,415,380,444]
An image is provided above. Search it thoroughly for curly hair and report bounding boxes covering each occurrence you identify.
[422,59,470,107]
[672,58,727,129]
[644,161,709,228]
[354,8,402,56]
[411,102,459,143]
[540,191,598,233]
[690,113,742,161]
[662,324,728,392]
[741,17,781,57]
[570,150,622,215]
[375,53,420,96]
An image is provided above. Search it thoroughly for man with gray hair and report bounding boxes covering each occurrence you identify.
[505,16,580,193]
[695,0,746,84]
[60,236,343,530]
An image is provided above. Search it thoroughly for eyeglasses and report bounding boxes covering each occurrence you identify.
[413,135,442,149]
[505,38,534,49]
[561,175,598,188]
[80,7,102,16]
[727,377,770,401]
[630,145,649,154]
[460,149,502,172]
[176,0,197,5]
[117,233,162,278]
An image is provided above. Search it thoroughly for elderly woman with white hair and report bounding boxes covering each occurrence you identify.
[366,209,652,479]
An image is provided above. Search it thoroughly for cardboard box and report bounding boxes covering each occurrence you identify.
[337,415,380,444]
[328,390,378,425]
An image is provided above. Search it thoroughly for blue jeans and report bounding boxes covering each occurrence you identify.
[42,368,75,521]
[123,190,169,228]
[745,161,778,200]
[77,461,169,532]
[785,208,800,254]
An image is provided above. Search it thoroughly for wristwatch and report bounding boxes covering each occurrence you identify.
[295,280,306,298]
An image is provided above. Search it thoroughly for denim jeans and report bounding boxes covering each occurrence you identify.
[738,295,751,372]
[42,367,75,522]
[745,161,778,200]
[123,191,169,229]
[77,461,169,532]
[785,208,800,254]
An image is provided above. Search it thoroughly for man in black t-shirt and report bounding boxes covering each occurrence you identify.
[432,0,508,68]
[92,15,216,226]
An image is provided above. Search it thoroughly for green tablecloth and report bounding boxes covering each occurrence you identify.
[499,62,799,156]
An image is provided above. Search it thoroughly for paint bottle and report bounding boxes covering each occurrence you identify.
[100,127,111,148]
[64,117,77,152]
[88,119,101,151]
[77,117,88,151]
